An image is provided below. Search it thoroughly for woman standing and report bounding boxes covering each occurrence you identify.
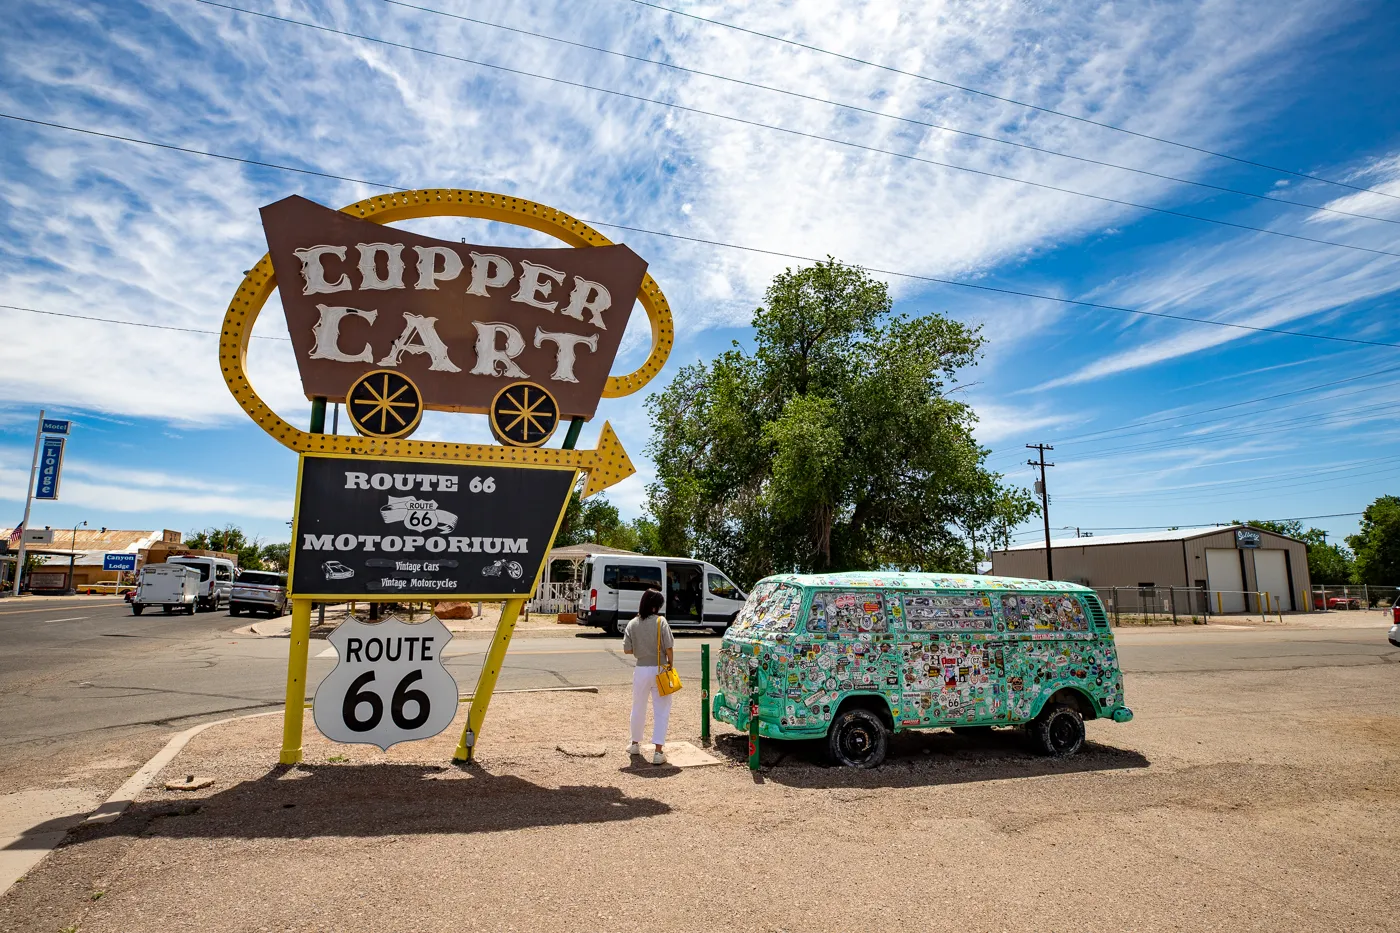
[622,588,674,764]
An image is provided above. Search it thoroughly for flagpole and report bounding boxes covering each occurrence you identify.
[11,410,44,597]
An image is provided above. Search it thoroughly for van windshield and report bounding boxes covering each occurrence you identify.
[729,582,803,635]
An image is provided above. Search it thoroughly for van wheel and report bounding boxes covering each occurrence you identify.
[611,617,628,637]
[132,605,144,616]
[163,605,173,615]
[827,708,888,769]
[1030,704,1085,757]
[186,603,196,615]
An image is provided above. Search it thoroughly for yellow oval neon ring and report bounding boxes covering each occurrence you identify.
[218,188,674,458]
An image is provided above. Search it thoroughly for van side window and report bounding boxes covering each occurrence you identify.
[603,564,662,591]
[807,591,886,634]
[707,573,741,600]
[903,591,995,631]
[216,566,233,582]
[1000,593,1090,632]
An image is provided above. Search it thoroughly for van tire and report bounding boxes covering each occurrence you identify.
[611,617,629,637]
[132,605,144,616]
[827,708,889,769]
[1030,704,1085,757]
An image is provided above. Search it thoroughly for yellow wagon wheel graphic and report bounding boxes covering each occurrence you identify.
[490,382,560,447]
[345,370,424,440]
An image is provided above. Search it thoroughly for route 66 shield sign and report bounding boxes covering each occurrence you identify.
[313,615,459,750]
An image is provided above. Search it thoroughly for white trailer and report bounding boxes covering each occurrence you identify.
[132,564,200,616]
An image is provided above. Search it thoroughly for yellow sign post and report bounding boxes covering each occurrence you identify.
[220,189,672,764]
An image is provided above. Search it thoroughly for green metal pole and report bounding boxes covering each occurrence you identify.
[309,397,327,434]
[700,643,711,744]
[747,666,760,771]
[561,416,584,450]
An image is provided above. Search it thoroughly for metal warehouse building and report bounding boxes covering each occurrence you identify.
[991,525,1311,613]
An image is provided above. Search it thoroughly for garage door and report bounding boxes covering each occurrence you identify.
[1253,549,1292,612]
[1205,548,1245,613]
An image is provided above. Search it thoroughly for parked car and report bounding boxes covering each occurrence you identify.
[1389,605,1400,648]
[167,556,236,612]
[574,554,747,635]
[229,570,289,617]
[712,572,1133,768]
[1327,596,1364,610]
[131,564,199,615]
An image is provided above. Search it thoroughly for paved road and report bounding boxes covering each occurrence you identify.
[2,595,1396,756]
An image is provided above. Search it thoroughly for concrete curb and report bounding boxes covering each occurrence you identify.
[83,684,606,825]
[83,710,282,825]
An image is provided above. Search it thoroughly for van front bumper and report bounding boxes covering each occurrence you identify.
[1110,706,1134,723]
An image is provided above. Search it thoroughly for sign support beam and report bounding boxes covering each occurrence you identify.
[454,597,525,763]
[279,598,315,765]
[10,410,44,597]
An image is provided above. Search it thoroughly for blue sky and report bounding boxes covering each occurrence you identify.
[1,0,1398,552]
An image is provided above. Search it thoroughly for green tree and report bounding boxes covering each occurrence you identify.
[1234,519,1354,586]
[260,542,291,572]
[554,487,657,553]
[185,524,266,570]
[645,258,1035,586]
[1347,496,1400,584]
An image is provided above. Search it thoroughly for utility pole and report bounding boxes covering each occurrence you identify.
[1027,443,1055,580]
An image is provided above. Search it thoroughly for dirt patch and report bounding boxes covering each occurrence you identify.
[4,668,1398,932]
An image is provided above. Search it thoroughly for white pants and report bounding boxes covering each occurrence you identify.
[631,665,673,746]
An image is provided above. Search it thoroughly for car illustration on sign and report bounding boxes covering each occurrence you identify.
[322,561,356,581]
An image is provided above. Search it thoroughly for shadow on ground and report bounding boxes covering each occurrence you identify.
[64,764,670,844]
[709,728,1150,789]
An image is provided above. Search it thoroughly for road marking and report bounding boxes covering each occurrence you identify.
[315,645,337,659]
[0,602,124,616]
[42,617,88,623]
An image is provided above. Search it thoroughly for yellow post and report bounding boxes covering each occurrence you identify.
[279,598,314,765]
[454,597,525,762]
[1216,591,1222,614]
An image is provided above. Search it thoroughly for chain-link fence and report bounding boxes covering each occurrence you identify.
[1310,584,1399,610]
[1095,586,1215,625]
[1095,584,1400,625]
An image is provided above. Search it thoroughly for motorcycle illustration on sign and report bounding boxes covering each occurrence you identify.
[313,615,459,750]
[482,559,524,580]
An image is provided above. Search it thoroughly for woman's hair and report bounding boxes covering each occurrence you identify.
[638,588,665,619]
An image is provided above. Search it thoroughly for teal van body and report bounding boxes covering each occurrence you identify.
[712,572,1132,757]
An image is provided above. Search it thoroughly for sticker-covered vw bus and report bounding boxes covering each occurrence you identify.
[712,572,1132,768]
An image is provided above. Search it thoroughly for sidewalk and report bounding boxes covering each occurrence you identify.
[4,662,1398,933]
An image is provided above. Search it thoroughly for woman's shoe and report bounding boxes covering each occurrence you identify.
[651,749,667,765]
[626,742,640,755]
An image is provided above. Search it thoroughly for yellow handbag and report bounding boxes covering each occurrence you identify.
[655,620,683,696]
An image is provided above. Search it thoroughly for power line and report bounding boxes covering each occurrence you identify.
[189,1,1400,262]
[621,0,1400,203]
[5,110,1399,352]
[0,304,291,341]
[376,0,1399,227]
[987,362,1400,464]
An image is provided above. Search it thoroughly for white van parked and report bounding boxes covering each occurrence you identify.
[167,556,237,612]
[576,555,747,635]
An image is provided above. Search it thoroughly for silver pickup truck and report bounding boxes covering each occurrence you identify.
[229,570,289,617]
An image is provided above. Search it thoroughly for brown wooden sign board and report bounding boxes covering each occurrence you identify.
[261,196,648,420]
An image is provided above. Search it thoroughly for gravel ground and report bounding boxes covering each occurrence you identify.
[4,660,1398,933]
